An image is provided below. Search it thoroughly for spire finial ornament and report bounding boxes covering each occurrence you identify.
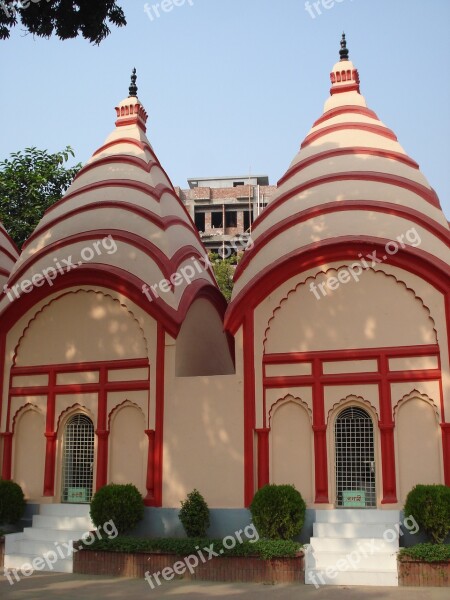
[339,32,349,61]
[129,68,138,97]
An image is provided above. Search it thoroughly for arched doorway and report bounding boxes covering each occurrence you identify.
[61,414,94,503]
[335,407,376,508]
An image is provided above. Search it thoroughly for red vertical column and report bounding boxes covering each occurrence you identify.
[1,432,13,480]
[144,429,155,505]
[243,312,256,506]
[153,323,165,507]
[379,355,398,504]
[95,367,109,491]
[43,369,56,496]
[256,428,270,489]
[312,359,328,503]
[441,424,450,486]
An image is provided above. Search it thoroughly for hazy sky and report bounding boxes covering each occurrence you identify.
[1,0,449,217]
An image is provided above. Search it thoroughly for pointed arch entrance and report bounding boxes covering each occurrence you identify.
[61,414,95,503]
[335,407,376,507]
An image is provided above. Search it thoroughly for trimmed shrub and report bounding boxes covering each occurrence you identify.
[399,543,450,563]
[90,483,144,534]
[250,484,306,540]
[179,489,210,537]
[0,479,26,525]
[404,484,450,544]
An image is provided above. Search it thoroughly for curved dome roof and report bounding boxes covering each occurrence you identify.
[0,222,19,290]
[226,35,450,331]
[2,74,220,334]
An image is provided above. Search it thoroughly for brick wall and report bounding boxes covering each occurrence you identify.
[74,550,304,584]
[398,558,450,586]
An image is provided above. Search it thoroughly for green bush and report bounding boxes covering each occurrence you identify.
[78,536,303,559]
[404,484,450,544]
[0,479,25,525]
[179,489,210,538]
[90,483,144,534]
[250,484,306,540]
[399,543,450,563]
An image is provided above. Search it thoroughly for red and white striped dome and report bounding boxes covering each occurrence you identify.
[0,223,19,291]
[227,35,450,330]
[2,74,219,333]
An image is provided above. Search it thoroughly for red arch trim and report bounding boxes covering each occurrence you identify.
[301,122,398,148]
[253,172,441,234]
[313,106,379,127]
[277,147,419,187]
[225,237,450,333]
[235,200,450,282]
[92,137,157,161]
[75,155,159,179]
[9,230,214,290]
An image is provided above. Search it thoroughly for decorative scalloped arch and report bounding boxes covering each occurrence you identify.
[327,394,379,425]
[56,403,95,433]
[263,266,438,352]
[268,394,312,427]
[12,289,149,367]
[108,399,146,430]
[11,403,43,433]
[393,389,440,423]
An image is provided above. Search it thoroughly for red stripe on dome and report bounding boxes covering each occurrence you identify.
[9,231,214,291]
[253,171,441,233]
[330,83,360,95]
[313,106,379,127]
[0,228,19,257]
[24,202,192,249]
[278,147,419,187]
[75,155,159,178]
[225,237,450,334]
[0,245,18,264]
[301,123,398,148]
[235,200,450,282]
[93,138,157,161]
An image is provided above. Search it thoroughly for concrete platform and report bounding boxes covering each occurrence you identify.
[0,573,448,599]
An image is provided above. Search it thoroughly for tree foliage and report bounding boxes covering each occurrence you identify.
[209,252,238,302]
[0,146,81,248]
[0,0,126,44]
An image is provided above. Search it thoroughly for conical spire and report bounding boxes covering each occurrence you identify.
[339,32,349,61]
[129,68,138,97]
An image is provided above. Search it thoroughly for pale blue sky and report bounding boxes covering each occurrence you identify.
[1,0,449,216]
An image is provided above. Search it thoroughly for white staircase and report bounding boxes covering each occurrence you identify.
[4,504,94,575]
[305,509,400,586]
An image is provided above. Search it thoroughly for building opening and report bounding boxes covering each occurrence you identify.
[335,407,376,507]
[61,414,94,503]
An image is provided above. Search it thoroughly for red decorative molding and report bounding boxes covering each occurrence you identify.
[312,359,328,503]
[243,312,256,506]
[441,424,450,486]
[151,323,165,507]
[1,432,13,480]
[144,429,156,505]
[301,123,397,148]
[43,369,56,496]
[256,428,270,489]
[312,106,379,127]
[95,367,108,491]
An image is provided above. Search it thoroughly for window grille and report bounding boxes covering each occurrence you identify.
[335,407,376,507]
[61,414,94,503]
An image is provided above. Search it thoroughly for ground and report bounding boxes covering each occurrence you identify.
[0,574,448,599]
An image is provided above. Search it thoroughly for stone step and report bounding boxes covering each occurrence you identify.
[305,550,397,571]
[15,539,82,557]
[314,509,400,524]
[313,522,398,539]
[38,503,91,518]
[305,568,398,587]
[31,514,93,531]
[308,536,398,553]
[21,527,88,542]
[4,553,73,574]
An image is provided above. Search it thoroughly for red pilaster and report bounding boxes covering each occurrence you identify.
[144,429,155,505]
[43,369,56,496]
[256,428,270,489]
[153,323,165,507]
[1,432,13,480]
[441,423,450,486]
[312,359,328,503]
[243,312,256,506]
[95,367,108,491]
[379,355,398,504]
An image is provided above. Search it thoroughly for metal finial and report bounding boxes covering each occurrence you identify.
[339,32,349,61]
[129,68,138,97]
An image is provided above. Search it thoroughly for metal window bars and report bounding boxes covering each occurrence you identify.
[61,414,94,503]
